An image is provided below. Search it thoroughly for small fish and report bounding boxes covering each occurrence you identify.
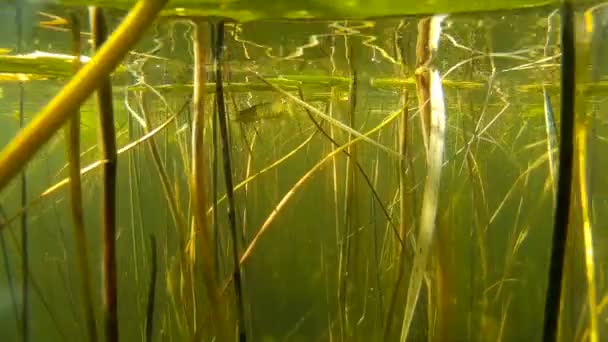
[543,88,558,199]
[233,99,294,123]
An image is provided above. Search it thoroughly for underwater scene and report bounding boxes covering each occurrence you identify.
[0,0,607,341]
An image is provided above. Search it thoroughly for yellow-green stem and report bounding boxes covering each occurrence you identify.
[0,0,169,193]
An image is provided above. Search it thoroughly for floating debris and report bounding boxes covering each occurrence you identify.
[0,51,126,78]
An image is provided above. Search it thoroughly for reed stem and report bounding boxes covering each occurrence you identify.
[542,1,576,341]
[67,13,98,342]
[90,7,119,342]
[214,20,248,342]
[145,235,158,342]
[191,20,228,341]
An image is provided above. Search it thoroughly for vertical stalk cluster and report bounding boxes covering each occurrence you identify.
[213,20,248,342]
[400,14,448,342]
[0,0,169,193]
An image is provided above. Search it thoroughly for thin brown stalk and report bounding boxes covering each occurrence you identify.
[90,7,118,342]
[213,20,247,341]
[145,235,158,342]
[67,13,97,342]
[415,17,432,154]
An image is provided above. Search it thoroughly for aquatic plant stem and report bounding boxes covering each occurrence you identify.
[542,1,576,341]
[574,11,597,341]
[145,235,158,342]
[67,13,98,342]
[90,7,119,342]
[384,88,409,340]
[212,91,221,278]
[576,122,598,342]
[14,1,29,340]
[295,87,401,245]
[415,17,432,155]
[400,15,447,341]
[191,20,228,341]
[214,20,248,341]
[0,0,169,193]
[327,38,341,340]
[134,87,190,333]
[0,206,20,336]
[543,11,559,200]
[136,90,187,243]
[126,94,143,331]
[339,37,358,339]
[400,68,447,342]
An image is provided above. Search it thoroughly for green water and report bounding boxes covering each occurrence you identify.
[0,2,608,342]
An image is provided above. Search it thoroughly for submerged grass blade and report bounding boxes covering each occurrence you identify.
[238,103,404,268]
[384,88,409,340]
[543,10,559,201]
[214,21,248,341]
[400,69,447,341]
[576,121,598,342]
[135,89,187,242]
[209,129,317,217]
[250,71,403,159]
[90,7,119,342]
[295,86,403,248]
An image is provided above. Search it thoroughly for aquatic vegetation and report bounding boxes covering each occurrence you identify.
[64,13,97,342]
[0,1,607,342]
